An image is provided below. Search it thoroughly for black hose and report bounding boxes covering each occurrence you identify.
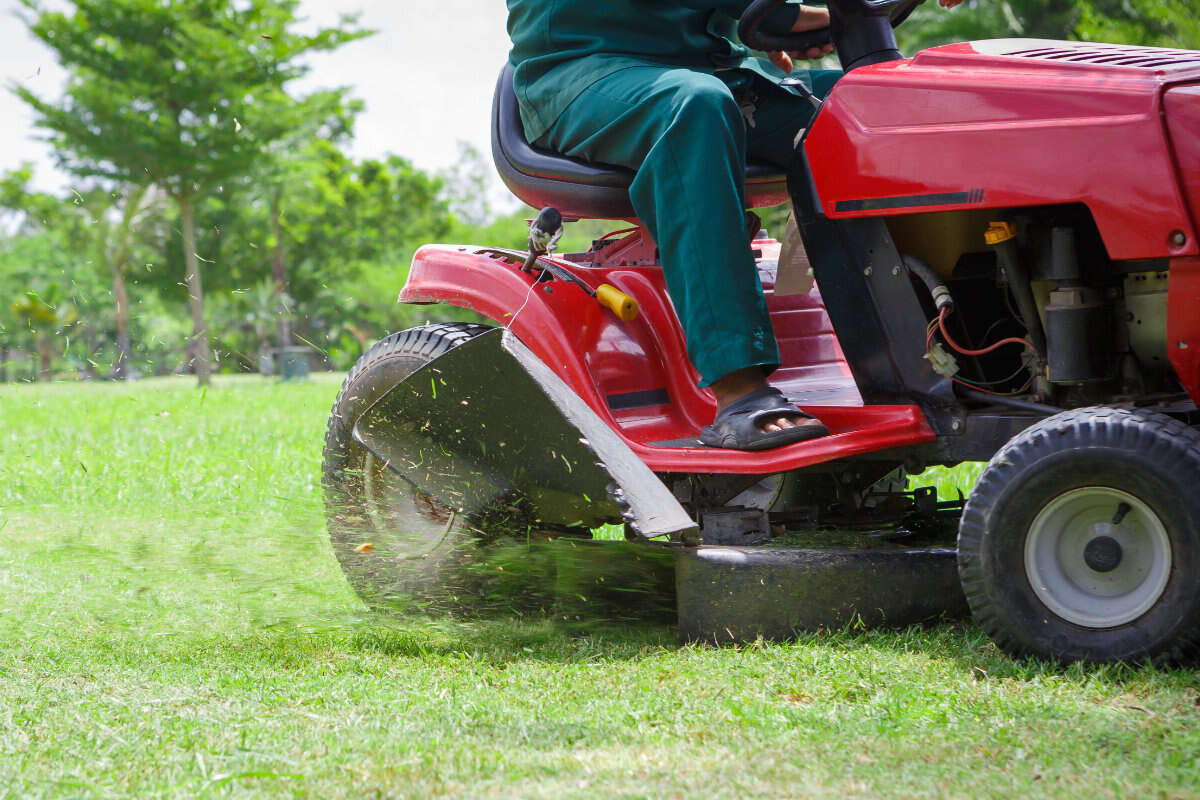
[954,386,1063,416]
[902,254,953,312]
[994,239,1047,361]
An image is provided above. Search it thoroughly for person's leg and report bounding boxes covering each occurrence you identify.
[539,67,777,387]
[742,68,841,169]
[538,67,824,443]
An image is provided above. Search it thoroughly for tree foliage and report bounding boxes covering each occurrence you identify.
[14,0,369,384]
[901,0,1200,52]
[14,0,366,197]
[1075,0,1200,49]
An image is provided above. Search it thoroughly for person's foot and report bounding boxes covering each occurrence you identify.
[710,367,822,435]
[701,370,829,450]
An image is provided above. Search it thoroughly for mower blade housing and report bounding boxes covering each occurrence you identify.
[353,328,697,540]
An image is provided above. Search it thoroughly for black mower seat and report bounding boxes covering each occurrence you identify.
[491,64,790,220]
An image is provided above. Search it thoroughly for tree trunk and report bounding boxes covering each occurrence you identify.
[37,335,53,382]
[110,184,148,380]
[0,345,7,383]
[112,259,132,380]
[179,192,212,387]
[271,186,291,351]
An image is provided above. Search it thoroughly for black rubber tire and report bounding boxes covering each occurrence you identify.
[322,322,556,614]
[958,406,1200,664]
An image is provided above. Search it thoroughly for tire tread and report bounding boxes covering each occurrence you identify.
[958,406,1200,663]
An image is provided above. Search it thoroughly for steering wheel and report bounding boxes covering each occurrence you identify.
[738,0,927,55]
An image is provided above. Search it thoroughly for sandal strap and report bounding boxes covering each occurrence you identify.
[701,385,829,451]
[714,386,812,425]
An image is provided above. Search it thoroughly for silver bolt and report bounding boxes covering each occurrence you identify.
[892,265,902,276]
[1180,341,1190,350]
[864,266,873,277]
[1170,230,1188,247]
[951,419,963,432]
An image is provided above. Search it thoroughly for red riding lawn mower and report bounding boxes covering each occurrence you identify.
[323,0,1200,664]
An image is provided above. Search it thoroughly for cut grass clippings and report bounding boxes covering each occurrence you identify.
[1,375,1198,798]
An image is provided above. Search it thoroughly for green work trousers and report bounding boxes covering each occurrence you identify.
[536,66,839,386]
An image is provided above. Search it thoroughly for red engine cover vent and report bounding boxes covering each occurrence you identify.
[997,40,1200,71]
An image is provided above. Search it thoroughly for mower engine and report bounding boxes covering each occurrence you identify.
[909,209,1185,410]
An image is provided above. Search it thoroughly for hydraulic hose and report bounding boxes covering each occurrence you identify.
[902,254,953,312]
[993,239,1048,361]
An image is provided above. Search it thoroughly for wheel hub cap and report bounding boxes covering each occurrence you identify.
[362,453,455,560]
[1024,487,1171,628]
[1083,535,1123,573]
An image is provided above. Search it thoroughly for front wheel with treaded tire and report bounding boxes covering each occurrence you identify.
[958,406,1200,664]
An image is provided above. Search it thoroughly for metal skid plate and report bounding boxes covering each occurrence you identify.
[676,545,968,643]
[353,328,697,540]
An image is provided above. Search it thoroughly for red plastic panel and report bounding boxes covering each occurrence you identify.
[1167,257,1200,403]
[401,245,668,429]
[806,40,1199,260]
[626,403,934,474]
[759,246,862,407]
[400,235,934,473]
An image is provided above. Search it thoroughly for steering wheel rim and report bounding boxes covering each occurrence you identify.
[738,0,926,54]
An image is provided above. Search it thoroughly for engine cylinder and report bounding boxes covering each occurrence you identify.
[1045,286,1111,383]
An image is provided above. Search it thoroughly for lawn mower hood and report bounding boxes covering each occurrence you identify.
[352,327,697,540]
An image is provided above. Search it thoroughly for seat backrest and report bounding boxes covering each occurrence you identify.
[492,64,639,219]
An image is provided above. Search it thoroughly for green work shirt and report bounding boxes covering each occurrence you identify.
[506,0,805,144]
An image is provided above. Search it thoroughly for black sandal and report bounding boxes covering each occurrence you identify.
[700,387,829,451]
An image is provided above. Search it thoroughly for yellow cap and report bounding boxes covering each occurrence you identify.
[985,221,1017,246]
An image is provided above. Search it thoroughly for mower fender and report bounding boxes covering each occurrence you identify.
[400,244,628,416]
[401,245,550,325]
[352,327,698,541]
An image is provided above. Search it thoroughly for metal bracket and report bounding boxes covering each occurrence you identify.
[699,507,772,546]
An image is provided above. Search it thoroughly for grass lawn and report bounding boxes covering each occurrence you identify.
[1,374,1197,798]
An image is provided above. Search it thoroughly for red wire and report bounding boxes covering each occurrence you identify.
[937,307,1032,357]
[596,226,639,242]
[927,309,1036,396]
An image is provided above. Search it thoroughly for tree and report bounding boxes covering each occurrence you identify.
[261,90,361,354]
[900,0,1200,53]
[14,0,369,385]
[106,183,155,378]
[0,170,94,381]
[440,142,495,228]
[900,0,1084,53]
[1075,0,1200,49]
[0,166,162,379]
[10,282,79,381]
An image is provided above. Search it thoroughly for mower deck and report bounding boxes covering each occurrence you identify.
[675,544,967,642]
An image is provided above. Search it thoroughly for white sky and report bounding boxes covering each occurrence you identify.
[0,0,515,195]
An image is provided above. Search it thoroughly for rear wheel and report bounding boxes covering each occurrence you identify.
[958,406,1200,663]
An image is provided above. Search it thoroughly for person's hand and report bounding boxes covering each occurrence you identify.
[768,5,833,73]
